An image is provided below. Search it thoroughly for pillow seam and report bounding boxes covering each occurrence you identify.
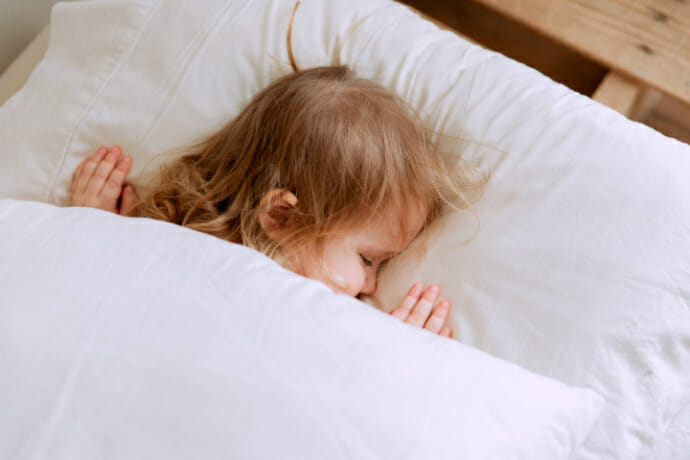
[44,0,164,203]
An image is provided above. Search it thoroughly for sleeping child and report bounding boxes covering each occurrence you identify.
[69,65,484,338]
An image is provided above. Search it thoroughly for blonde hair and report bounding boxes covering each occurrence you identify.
[132,66,484,278]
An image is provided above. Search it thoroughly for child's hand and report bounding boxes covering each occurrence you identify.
[390,283,454,338]
[71,145,138,215]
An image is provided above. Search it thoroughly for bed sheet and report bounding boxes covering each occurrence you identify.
[648,403,690,459]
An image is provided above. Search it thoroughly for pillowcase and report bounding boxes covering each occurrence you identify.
[0,199,604,459]
[0,0,687,457]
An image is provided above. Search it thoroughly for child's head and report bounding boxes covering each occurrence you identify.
[136,66,478,296]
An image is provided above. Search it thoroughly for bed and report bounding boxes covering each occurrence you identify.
[1,0,689,458]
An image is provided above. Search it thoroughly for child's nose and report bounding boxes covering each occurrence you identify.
[359,273,377,296]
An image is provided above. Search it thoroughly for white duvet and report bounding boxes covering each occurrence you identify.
[1,0,689,458]
[0,199,603,459]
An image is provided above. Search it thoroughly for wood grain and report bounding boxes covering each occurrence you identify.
[471,0,690,105]
[592,71,642,116]
[404,4,477,43]
[640,91,690,144]
[400,0,607,96]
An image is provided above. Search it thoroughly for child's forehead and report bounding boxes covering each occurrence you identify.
[355,202,428,248]
[381,198,428,229]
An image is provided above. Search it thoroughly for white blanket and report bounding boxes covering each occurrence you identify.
[0,199,603,459]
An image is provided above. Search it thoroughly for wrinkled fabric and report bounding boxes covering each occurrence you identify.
[0,0,688,458]
[0,199,604,459]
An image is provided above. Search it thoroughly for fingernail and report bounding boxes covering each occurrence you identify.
[424,287,438,300]
[429,285,439,295]
[409,283,424,297]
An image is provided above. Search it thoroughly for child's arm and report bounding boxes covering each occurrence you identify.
[71,145,138,216]
[390,283,454,338]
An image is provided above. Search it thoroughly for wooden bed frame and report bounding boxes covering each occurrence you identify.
[403,0,690,144]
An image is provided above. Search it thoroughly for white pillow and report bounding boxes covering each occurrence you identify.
[0,199,604,459]
[0,0,687,457]
[352,6,690,460]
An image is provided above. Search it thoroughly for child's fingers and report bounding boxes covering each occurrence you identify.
[71,162,85,192]
[405,285,439,327]
[440,327,453,338]
[72,158,85,178]
[75,146,108,187]
[74,146,108,193]
[100,155,133,201]
[94,145,109,159]
[90,145,109,163]
[390,283,424,321]
[85,146,122,197]
[119,184,139,216]
[423,299,451,334]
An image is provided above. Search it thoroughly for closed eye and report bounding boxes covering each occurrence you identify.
[360,254,373,267]
[378,258,391,270]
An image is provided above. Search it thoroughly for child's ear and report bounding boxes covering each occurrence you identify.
[258,189,299,243]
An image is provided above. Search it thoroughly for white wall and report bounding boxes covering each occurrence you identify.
[0,0,78,75]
